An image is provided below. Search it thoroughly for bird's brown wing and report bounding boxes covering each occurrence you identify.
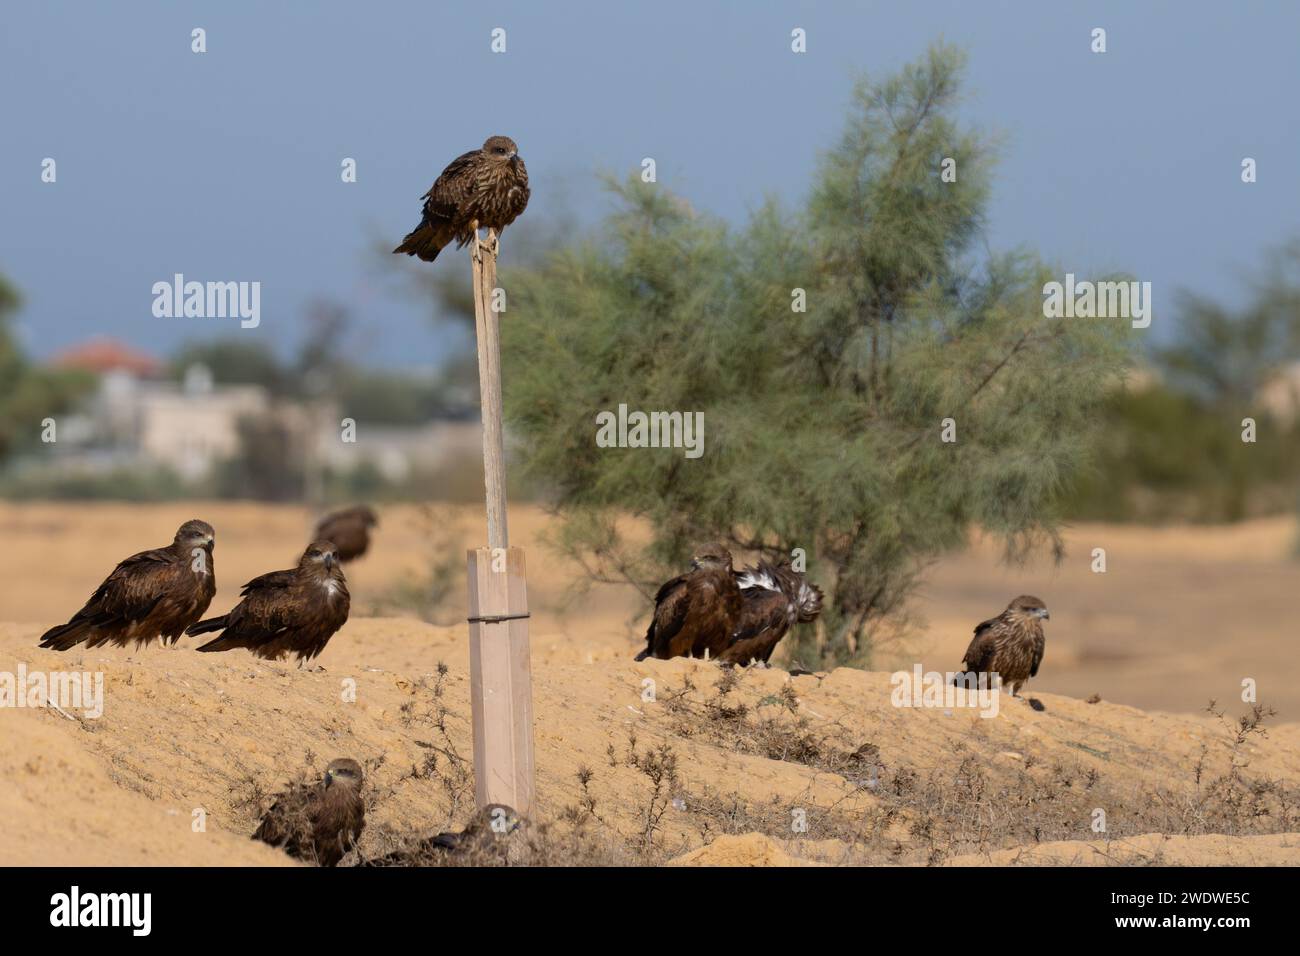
[737,589,790,639]
[253,782,321,862]
[718,589,790,664]
[642,575,691,659]
[960,616,1004,672]
[423,150,480,221]
[510,156,530,214]
[1029,624,1046,677]
[358,827,464,867]
[197,572,300,652]
[239,569,296,597]
[395,148,497,260]
[84,548,176,619]
[234,580,300,633]
[39,547,193,649]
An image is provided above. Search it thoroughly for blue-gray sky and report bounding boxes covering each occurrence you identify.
[3,0,1297,369]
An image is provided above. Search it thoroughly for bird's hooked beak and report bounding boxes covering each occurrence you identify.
[324,552,337,569]
[323,769,335,788]
[1037,608,1051,620]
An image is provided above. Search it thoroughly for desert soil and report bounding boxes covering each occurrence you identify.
[1,501,1297,866]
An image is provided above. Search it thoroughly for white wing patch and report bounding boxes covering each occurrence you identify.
[735,569,779,591]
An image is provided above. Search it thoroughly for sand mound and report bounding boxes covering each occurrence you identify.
[3,617,1298,866]
[946,833,1300,866]
[668,833,824,866]
[1,704,291,866]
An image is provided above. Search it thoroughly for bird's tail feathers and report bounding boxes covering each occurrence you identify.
[393,222,443,262]
[195,633,240,653]
[186,615,228,638]
[635,619,659,661]
[38,621,91,651]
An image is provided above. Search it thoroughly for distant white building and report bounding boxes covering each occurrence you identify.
[136,366,270,480]
[317,419,482,482]
[42,337,482,488]
[54,362,270,480]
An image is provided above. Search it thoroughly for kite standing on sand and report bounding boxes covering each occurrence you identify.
[186,541,350,665]
[717,560,824,666]
[313,505,379,563]
[635,545,743,661]
[954,595,1050,701]
[38,519,216,651]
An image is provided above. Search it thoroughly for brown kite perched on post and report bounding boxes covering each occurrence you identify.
[393,135,530,262]
[252,758,366,868]
[634,545,743,661]
[186,541,349,665]
[717,560,823,666]
[37,519,216,651]
[313,505,378,563]
[954,595,1049,701]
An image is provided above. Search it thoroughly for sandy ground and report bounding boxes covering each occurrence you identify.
[1,501,1297,866]
[2,501,1295,717]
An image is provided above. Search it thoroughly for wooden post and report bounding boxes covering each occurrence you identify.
[472,232,508,549]
[466,546,534,813]
[466,231,535,815]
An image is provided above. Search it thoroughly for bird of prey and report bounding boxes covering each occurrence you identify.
[954,595,1049,699]
[634,545,743,661]
[252,758,365,868]
[360,804,522,867]
[186,541,349,664]
[38,519,216,651]
[313,505,378,563]
[717,560,823,666]
[393,135,530,262]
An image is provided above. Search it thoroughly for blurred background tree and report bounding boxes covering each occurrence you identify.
[169,339,288,394]
[1159,243,1300,407]
[500,44,1134,668]
[1069,242,1300,523]
[0,273,96,464]
[170,301,471,425]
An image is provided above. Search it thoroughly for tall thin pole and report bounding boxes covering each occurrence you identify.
[471,232,508,550]
[466,228,534,816]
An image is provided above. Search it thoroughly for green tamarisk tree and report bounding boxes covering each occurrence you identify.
[501,44,1133,667]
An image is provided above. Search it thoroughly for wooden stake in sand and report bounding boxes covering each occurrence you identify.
[465,229,535,816]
